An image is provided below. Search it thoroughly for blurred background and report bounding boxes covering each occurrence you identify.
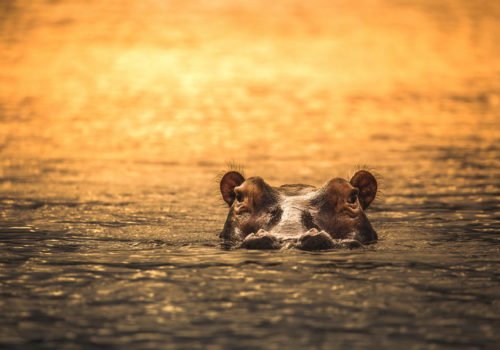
[1,1,499,349]
[1,0,498,164]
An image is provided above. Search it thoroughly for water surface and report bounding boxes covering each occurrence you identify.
[1,1,499,349]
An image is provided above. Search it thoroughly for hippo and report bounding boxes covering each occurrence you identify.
[219,170,378,250]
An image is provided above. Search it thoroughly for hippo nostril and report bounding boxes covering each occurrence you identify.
[256,229,269,236]
[305,228,319,235]
[299,228,320,243]
[241,229,280,249]
[298,229,335,250]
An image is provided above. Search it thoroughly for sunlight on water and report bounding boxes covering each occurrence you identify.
[1,0,498,163]
[0,0,499,349]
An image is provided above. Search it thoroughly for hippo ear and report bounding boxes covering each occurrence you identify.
[220,171,245,206]
[350,170,377,210]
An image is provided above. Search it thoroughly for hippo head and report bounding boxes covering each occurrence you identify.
[219,170,378,250]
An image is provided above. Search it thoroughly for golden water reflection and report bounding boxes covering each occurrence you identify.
[0,0,499,166]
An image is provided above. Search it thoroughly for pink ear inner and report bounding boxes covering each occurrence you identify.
[220,171,245,206]
[350,170,377,210]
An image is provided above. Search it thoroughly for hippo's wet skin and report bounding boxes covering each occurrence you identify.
[219,170,378,250]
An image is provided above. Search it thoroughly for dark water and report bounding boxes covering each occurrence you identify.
[1,1,500,349]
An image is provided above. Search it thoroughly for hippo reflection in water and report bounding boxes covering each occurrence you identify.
[219,170,378,250]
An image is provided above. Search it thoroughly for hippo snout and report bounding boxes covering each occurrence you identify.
[240,229,280,249]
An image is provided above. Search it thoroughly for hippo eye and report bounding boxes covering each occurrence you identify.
[235,191,242,202]
[348,192,357,204]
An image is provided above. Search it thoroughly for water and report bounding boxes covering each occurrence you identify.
[1,0,499,349]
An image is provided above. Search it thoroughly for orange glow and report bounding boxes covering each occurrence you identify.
[0,0,498,165]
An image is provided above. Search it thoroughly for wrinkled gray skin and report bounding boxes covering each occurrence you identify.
[219,170,378,250]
